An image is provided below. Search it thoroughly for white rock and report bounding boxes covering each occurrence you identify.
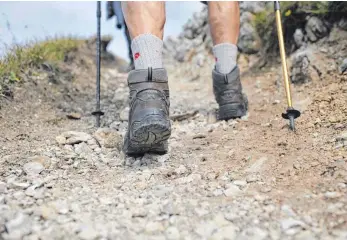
[53,200,69,215]
[210,224,237,240]
[74,142,92,155]
[0,181,6,193]
[175,165,188,175]
[224,184,242,197]
[280,218,305,231]
[25,186,37,197]
[78,225,99,240]
[281,205,297,217]
[23,162,44,175]
[324,191,341,199]
[165,226,180,240]
[246,175,259,183]
[195,221,218,237]
[233,180,247,187]
[294,230,317,240]
[336,131,347,142]
[131,208,148,218]
[119,107,129,121]
[246,157,268,173]
[8,181,30,190]
[157,154,170,164]
[145,221,164,234]
[238,227,268,240]
[5,213,32,239]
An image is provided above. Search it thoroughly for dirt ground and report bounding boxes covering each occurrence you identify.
[0,38,346,239]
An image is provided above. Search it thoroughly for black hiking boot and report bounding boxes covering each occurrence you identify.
[123,67,171,156]
[212,66,248,120]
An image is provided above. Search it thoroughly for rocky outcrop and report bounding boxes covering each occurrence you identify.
[164,1,347,85]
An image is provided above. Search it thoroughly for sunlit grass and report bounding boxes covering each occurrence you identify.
[0,37,83,97]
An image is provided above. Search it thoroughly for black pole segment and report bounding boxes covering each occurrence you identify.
[92,1,104,127]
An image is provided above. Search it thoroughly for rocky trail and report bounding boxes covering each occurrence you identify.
[1,3,347,240]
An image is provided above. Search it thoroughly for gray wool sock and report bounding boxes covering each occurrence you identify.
[212,43,238,74]
[131,33,163,70]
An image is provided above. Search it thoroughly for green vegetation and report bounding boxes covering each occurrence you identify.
[0,37,82,98]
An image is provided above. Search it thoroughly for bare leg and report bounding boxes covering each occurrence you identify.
[208,1,240,45]
[121,2,166,69]
[208,2,248,120]
[121,2,166,40]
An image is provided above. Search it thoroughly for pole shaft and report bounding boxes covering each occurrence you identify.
[96,1,101,127]
[275,6,292,107]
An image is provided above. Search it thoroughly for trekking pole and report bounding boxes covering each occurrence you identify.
[274,1,300,131]
[92,1,104,127]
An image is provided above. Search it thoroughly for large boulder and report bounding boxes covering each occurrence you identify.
[238,22,262,54]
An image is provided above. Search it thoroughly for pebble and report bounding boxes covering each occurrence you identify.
[0,181,6,193]
[78,225,99,240]
[56,131,93,145]
[74,142,92,155]
[5,212,32,239]
[239,227,268,240]
[324,191,341,199]
[53,200,70,215]
[8,181,30,190]
[94,128,122,149]
[233,180,247,187]
[175,165,188,175]
[145,221,164,234]
[294,230,317,240]
[27,156,52,168]
[336,131,347,142]
[23,162,44,175]
[246,157,268,173]
[211,224,237,239]
[195,221,217,237]
[131,208,148,218]
[339,58,347,74]
[119,107,129,121]
[25,186,37,197]
[224,184,242,197]
[165,226,180,240]
[246,175,259,183]
[280,218,305,231]
[35,206,55,220]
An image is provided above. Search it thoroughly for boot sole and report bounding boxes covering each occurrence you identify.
[124,112,171,156]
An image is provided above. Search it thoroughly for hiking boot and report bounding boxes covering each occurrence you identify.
[212,66,248,120]
[123,67,171,156]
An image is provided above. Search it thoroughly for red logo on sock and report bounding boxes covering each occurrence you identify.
[134,52,140,60]
[215,57,218,62]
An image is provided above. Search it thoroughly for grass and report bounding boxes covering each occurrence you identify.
[0,37,83,98]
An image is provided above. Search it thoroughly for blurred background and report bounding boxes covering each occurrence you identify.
[0,1,203,61]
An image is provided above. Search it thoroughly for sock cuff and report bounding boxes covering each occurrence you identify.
[212,43,238,74]
[131,33,163,69]
[213,43,238,50]
[131,33,163,51]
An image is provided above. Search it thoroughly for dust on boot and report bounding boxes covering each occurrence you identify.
[212,66,248,120]
[123,67,171,156]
